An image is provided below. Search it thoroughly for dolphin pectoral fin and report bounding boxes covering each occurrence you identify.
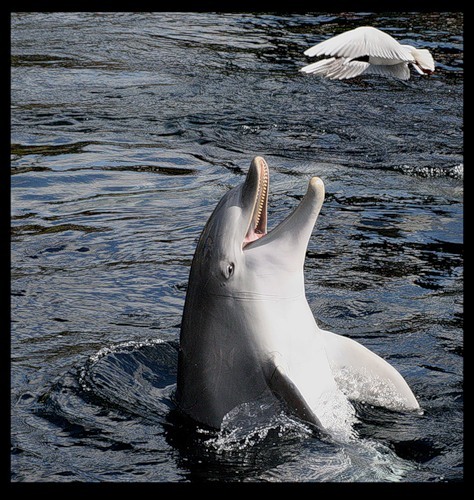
[321,330,420,411]
[266,363,325,431]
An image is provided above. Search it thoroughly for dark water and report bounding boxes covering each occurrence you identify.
[11,12,463,482]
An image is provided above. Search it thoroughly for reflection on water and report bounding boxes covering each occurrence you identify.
[11,12,462,482]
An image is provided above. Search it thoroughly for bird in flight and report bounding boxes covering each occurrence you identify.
[300,26,435,80]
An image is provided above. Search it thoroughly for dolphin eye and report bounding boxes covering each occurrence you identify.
[220,262,235,280]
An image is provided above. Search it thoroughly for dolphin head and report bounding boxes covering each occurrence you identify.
[191,156,325,298]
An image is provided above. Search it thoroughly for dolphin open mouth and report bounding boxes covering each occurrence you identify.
[241,156,325,254]
[243,157,269,248]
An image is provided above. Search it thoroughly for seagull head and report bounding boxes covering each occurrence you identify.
[404,46,435,74]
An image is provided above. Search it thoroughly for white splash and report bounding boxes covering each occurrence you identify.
[310,389,359,442]
[394,163,463,179]
[333,366,423,413]
[206,399,313,453]
[88,338,166,363]
[78,338,167,391]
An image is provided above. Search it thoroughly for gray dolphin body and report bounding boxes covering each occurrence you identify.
[176,156,419,432]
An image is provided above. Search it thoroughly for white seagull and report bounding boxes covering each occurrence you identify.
[300,26,435,80]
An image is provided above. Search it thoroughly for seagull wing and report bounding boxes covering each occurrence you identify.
[304,26,413,62]
[363,62,411,80]
[300,57,370,80]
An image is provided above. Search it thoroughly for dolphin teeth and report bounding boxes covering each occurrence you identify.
[254,167,268,230]
[243,159,269,247]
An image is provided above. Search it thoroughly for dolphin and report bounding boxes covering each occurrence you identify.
[176,156,420,432]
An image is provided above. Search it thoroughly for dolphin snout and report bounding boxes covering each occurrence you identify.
[308,176,325,201]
